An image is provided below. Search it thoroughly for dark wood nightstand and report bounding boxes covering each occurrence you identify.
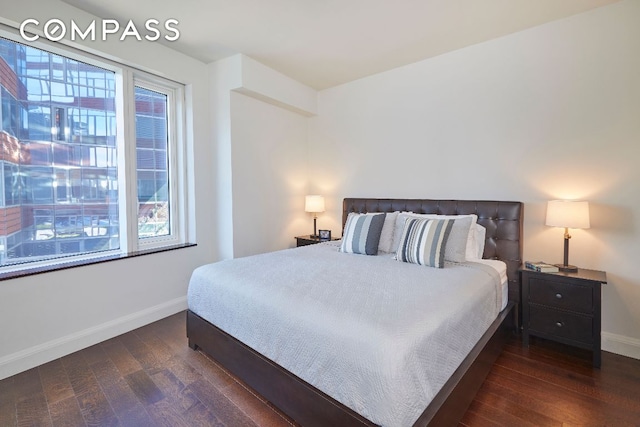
[295,235,339,247]
[521,267,607,367]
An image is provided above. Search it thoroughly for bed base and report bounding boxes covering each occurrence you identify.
[187,301,515,427]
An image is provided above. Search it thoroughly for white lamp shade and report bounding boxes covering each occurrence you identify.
[546,200,590,229]
[305,195,325,213]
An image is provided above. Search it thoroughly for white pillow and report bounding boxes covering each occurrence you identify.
[391,212,414,253]
[473,223,487,259]
[391,213,478,261]
[377,211,399,254]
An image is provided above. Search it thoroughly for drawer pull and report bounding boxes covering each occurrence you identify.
[555,293,563,299]
[556,321,564,328]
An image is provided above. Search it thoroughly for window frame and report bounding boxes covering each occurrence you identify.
[129,75,186,250]
[0,25,190,273]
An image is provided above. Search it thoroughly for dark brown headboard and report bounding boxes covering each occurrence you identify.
[343,198,523,303]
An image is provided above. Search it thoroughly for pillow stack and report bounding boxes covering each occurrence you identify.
[339,209,487,268]
[390,213,485,260]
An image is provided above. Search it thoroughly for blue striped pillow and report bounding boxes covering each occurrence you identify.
[396,218,454,268]
[340,213,386,255]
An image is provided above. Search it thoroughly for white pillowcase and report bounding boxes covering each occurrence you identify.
[377,211,399,254]
[473,223,487,259]
[391,212,415,254]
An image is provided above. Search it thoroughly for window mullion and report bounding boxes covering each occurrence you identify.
[166,88,179,240]
[172,87,188,242]
[116,68,139,252]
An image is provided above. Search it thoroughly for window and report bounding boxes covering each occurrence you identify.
[0,33,187,270]
[135,86,171,239]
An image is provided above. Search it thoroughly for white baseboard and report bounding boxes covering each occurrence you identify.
[602,332,640,360]
[0,296,187,380]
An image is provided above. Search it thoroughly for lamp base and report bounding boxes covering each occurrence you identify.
[555,264,578,273]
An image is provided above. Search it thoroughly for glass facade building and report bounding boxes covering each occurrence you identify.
[0,37,169,267]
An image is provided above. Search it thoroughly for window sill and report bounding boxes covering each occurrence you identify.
[0,243,197,282]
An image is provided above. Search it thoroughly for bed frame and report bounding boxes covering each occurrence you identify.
[187,198,523,426]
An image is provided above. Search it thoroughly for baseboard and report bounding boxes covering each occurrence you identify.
[0,296,187,380]
[602,332,640,360]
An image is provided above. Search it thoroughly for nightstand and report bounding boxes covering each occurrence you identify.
[295,235,339,247]
[522,267,607,367]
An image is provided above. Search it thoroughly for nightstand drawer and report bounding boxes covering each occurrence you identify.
[529,305,593,345]
[529,277,593,313]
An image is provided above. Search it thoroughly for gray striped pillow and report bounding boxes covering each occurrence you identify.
[396,218,454,268]
[340,213,386,255]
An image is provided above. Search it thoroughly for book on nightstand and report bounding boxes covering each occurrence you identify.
[524,261,559,273]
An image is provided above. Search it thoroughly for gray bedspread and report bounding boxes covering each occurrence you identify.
[187,241,502,427]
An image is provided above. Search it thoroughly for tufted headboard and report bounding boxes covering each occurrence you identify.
[343,198,524,304]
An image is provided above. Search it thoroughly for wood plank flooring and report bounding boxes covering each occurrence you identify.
[461,337,640,426]
[1,311,639,426]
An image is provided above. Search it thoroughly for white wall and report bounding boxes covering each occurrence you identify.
[308,0,640,358]
[209,56,242,261]
[0,1,214,378]
[209,54,315,259]
[231,92,309,257]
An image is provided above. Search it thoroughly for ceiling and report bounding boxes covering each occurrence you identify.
[61,0,618,90]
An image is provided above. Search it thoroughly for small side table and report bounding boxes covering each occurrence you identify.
[521,267,607,367]
[295,235,339,247]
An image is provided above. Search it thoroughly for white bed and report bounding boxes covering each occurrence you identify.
[188,240,506,427]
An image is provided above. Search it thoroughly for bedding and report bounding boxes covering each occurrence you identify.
[473,223,487,259]
[474,258,509,309]
[188,240,506,427]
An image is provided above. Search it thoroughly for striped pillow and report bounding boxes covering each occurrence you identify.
[396,218,454,268]
[340,213,386,255]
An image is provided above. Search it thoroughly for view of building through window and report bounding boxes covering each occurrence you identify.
[0,37,170,267]
[135,86,170,239]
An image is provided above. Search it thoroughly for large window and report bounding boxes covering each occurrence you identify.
[0,34,186,270]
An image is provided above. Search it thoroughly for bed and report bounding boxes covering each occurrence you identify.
[187,198,523,426]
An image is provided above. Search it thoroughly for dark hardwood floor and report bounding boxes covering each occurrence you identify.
[461,337,640,427]
[1,312,639,427]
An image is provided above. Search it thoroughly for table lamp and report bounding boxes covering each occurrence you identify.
[305,195,325,238]
[545,200,590,272]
